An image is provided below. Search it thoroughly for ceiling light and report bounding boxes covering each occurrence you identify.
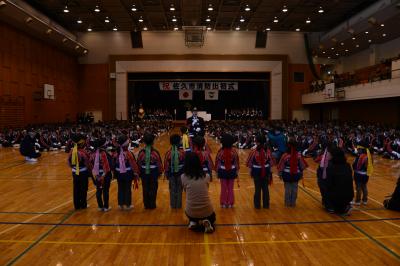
[282,6,288,12]
[87,27,92,32]
[382,33,386,37]
[295,28,300,32]
[340,42,344,46]
[174,27,179,31]
[352,37,356,40]
[62,38,68,43]
[0,1,7,8]
[113,26,117,31]
[331,47,334,50]
[170,5,175,11]
[336,53,339,56]
[235,26,240,31]
[322,51,325,54]
[172,16,177,22]
[207,27,212,31]
[63,6,69,13]
[138,17,143,22]
[77,19,82,24]
[105,17,110,23]
[266,27,271,31]
[46,29,52,34]
[208,4,213,11]
[206,17,211,22]
[273,17,278,23]
[368,39,371,43]
[240,17,245,22]
[356,44,359,48]
[25,17,33,23]
[245,5,251,11]
[83,50,88,54]
[328,56,331,59]
[306,18,311,24]
[318,7,324,13]
[75,45,80,50]
[94,6,100,12]
[345,49,349,52]
[365,31,369,34]
[380,23,384,27]
[131,5,137,11]
[143,27,148,31]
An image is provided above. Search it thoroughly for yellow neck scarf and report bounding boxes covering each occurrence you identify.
[182,133,189,150]
[71,140,85,175]
[357,146,374,176]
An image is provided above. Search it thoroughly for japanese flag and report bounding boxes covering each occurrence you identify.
[205,90,218,100]
[179,90,193,100]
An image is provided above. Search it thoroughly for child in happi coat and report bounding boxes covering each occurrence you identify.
[68,133,91,210]
[352,142,374,205]
[114,134,139,210]
[90,137,114,212]
[277,140,308,207]
[215,134,239,208]
[136,133,163,209]
[192,135,214,180]
[164,134,186,209]
[246,134,273,209]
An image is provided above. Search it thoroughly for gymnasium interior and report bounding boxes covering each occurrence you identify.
[0,0,400,265]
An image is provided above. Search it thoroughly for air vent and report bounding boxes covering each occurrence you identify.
[182,26,206,47]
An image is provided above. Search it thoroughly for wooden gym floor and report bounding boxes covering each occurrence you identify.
[0,130,400,265]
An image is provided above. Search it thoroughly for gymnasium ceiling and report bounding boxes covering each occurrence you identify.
[28,0,380,32]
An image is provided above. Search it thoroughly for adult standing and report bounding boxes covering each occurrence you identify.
[325,147,354,215]
[186,107,205,137]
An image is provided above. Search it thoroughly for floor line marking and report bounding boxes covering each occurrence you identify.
[1,235,400,247]
[5,190,99,266]
[299,186,400,261]
[1,217,400,228]
[0,211,68,215]
[5,211,75,266]
[0,187,96,236]
[204,234,211,266]
[301,186,400,230]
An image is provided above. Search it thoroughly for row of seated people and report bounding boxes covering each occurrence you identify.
[226,109,264,120]
[310,55,399,92]
[131,109,173,122]
[207,120,400,161]
[0,120,173,161]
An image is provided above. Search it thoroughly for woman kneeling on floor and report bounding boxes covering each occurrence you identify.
[181,152,215,233]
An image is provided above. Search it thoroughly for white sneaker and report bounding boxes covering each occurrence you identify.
[26,157,38,162]
[188,221,197,230]
[202,219,214,233]
[362,201,368,205]
[103,207,112,212]
[354,202,361,206]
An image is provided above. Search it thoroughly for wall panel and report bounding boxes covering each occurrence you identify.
[0,22,79,127]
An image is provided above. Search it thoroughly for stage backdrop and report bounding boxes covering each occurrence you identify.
[128,72,270,120]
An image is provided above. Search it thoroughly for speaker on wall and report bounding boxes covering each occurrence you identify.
[255,31,267,48]
[130,31,143,48]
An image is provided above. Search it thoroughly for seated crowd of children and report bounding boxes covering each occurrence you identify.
[1,119,399,234]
